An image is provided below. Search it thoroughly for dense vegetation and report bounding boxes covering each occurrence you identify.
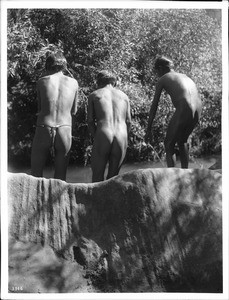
[7,9,222,167]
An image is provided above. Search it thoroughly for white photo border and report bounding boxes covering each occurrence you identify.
[1,1,228,300]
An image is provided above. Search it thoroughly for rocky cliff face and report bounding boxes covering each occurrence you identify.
[8,168,222,293]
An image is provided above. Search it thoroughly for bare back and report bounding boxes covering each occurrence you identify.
[88,85,131,181]
[36,72,78,126]
[159,71,202,117]
[88,86,131,137]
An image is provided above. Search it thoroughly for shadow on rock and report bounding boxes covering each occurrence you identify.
[8,168,222,293]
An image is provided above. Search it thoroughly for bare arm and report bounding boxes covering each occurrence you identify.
[71,83,78,116]
[145,80,163,140]
[87,94,96,138]
[126,98,132,134]
[36,81,41,115]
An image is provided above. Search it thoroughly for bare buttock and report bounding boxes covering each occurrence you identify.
[35,124,72,156]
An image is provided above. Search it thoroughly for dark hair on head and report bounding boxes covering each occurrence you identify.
[97,70,117,87]
[154,56,174,70]
[45,51,67,72]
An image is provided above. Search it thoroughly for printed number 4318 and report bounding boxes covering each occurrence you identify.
[10,286,23,292]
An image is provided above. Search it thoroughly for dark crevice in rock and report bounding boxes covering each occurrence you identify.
[73,246,87,267]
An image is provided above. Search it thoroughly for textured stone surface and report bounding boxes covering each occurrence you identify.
[8,168,222,293]
[8,238,95,293]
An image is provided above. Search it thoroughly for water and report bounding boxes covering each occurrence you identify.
[8,155,220,184]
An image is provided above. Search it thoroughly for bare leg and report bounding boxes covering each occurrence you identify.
[54,126,72,181]
[165,106,198,169]
[91,132,112,182]
[164,113,178,168]
[164,140,176,168]
[178,142,189,169]
[178,111,198,169]
[107,135,127,179]
[91,151,108,182]
[31,127,51,177]
[107,155,122,179]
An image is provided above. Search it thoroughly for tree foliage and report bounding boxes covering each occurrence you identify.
[7,8,222,166]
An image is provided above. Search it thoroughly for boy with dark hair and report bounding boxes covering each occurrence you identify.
[31,51,78,180]
[88,70,131,182]
[145,56,202,168]
[97,70,117,87]
[45,51,67,72]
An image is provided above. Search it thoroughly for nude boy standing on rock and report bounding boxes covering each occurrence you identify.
[87,71,131,182]
[145,56,202,169]
[31,52,78,181]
